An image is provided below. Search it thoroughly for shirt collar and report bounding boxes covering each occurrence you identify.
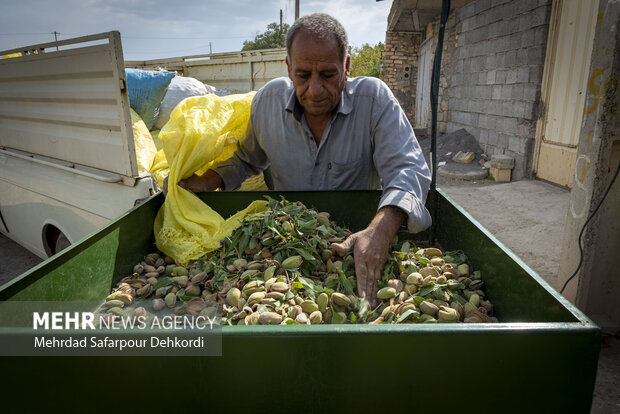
[285,86,304,122]
[285,78,353,122]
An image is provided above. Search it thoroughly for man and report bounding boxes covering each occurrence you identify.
[164,13,431,305]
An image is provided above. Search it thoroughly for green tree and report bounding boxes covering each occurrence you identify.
[242,22,290,51]
[349,42,384,79]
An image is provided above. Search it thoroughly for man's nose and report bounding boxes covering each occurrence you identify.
[307,74,323,96]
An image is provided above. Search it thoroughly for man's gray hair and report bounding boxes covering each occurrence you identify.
[286,13,349,63]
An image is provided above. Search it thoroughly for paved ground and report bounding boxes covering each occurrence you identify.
[437,177,570,288]
[435,176,619,414]
[0,177,618,412]
[0,233,43,286]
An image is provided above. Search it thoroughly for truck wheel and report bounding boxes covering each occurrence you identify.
[54,233,71,254]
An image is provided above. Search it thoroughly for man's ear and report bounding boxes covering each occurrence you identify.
[345,55,351,77]
[286,56,293,80]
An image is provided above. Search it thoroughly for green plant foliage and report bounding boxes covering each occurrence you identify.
[349,42,384,79]
[242,22,290,51]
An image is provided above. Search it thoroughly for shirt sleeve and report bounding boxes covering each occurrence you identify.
[213,97,270,191]
[371,81,432,234]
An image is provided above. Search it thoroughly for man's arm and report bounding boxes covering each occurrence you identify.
[162,170,223,196]
[331,206,406,306]
[333,79,431,304]
[371,81,432,233]
[213,114,270,191]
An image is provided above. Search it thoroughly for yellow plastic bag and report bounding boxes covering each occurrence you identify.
[149,103,269,191]
[1,52,21,59]
[149,129,163,151]
[130,108,158,173]
[153,93,268,265]
[149,129,168,188]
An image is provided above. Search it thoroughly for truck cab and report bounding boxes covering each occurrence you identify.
[0,32,157,258]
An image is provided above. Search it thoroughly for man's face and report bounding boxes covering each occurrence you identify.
[287,31,350,118]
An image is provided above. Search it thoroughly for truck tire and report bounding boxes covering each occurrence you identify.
[54,233,71,254]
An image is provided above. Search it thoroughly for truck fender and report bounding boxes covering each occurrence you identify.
[41,220,73,257]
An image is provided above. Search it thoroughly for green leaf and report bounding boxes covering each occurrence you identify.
[443,250,468,265]
[274,251,283,263]
[298,276,318,296]
[396,309,418,323]
[153,277,174,289]
[432,287,446,300]
[419,285,434,297]
[281,204,303,215]
[338,270,354,293]
[176,289,192,302]
[298,219,317,234]
[285,319,301,325]
[230,231,242,249]
[400,241,411,253]
[264,195,277,207]
[292,247,316,262]
[268,225,284,239]
[357,298,370,321]
[326,277,339,290]
[292,281,304,290]
[447,291,467,305]
[311,235,323,247]
[214,267,230,283]
[238,230,250,255]
[314,284,330,294]
[413,296,425,305]
[415,254,431,266]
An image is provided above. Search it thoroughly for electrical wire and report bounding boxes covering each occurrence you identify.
[559,161,620,294]
[0,32,53,36]
[428,0,450,246]
[1,31,248,39]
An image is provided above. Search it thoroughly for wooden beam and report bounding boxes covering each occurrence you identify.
[388,0,404,31]
[412,10,420,31]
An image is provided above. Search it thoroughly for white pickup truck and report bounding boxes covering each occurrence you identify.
[0,32,157,258]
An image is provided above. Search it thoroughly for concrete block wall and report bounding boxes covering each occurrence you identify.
[425,13,458,135]
[445,0,552,179]
[384,31,424,126]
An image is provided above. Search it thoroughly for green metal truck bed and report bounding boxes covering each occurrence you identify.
[0,190,600,412]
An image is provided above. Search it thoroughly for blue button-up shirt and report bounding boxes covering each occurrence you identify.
[214,76,432,233]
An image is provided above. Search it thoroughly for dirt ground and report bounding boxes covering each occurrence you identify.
[0,177,618,412]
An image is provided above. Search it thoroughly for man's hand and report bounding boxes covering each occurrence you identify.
[162,170,223,196]
[331,206,407,307]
